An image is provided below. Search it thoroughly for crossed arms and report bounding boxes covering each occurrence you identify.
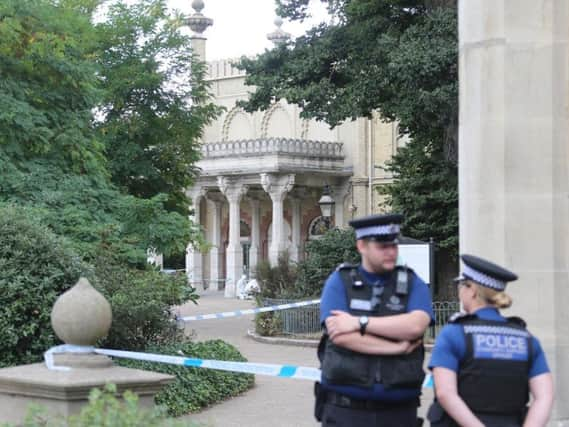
[325,309,431,355]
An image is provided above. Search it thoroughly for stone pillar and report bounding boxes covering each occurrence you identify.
[459,2,569,424]
[218,176,248,297]
[185,187,206,292]
[331,180,351,228]
[288,189,305,263]
[261,173,295,266]
[249,198,261,277]
[0,278,173,423]
[207,196,223,291]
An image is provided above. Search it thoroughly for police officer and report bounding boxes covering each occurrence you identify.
[315,213,434,427]
[428,254,554,427]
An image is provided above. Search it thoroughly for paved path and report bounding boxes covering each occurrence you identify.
[176,291,433,427]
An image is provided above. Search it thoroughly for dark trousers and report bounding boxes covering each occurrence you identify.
[321,402,418,427]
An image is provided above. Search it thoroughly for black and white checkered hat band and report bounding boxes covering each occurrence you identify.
[355,224,400,240]
[462,264,506,291]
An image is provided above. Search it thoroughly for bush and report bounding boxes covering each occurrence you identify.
[255,252,298,298]
[92,251,198,351]
[115,339,255,416]
[0,204,90,368]
[15,384,200,427]
[294,228,360,298]
[254,311,282,336]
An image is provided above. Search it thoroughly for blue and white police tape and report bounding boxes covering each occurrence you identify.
[178,298,321,322]
[44,345,321,381]
[44,345,434,388]
[422,373,434,389]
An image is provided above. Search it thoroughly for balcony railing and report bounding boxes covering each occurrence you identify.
[201,138,344,160]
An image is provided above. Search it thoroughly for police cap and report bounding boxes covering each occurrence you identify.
[348,213,403,243]
[456,254,518,291]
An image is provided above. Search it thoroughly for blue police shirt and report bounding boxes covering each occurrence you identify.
[320,265,434,401]
[429,307,550,378]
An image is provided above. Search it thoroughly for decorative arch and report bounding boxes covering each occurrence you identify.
[308,216,332,240]
[222,106,253,141]
[261,102,293,138]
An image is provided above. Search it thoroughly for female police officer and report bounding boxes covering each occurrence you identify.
[428,254,554,427]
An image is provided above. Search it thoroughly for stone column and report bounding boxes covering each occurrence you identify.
[218,176,248,297]
[331,180,351,228]
[249,197,261,277]
[261,173,295,266]
[459,2,569,424]
[288,189,306,263]
[185,187,206,292]
[207,196,223,291]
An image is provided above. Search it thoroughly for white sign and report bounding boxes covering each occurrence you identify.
[398,244,431,284]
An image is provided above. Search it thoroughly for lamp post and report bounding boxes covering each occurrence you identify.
[318,184,335,228]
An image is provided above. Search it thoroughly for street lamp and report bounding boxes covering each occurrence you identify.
[318,184,335,219]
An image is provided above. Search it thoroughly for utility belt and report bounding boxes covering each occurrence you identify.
[325,391,419,411]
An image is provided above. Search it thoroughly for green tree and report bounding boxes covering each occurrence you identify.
[0,0,218,261]
[238,0,459,289]
[96,0,223,212]
[0,0,104,174]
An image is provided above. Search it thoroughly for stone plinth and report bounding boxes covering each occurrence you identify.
[0,356,173,423]
[0,278,174,423]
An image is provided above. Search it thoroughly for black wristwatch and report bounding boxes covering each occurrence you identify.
[359,315,369,336]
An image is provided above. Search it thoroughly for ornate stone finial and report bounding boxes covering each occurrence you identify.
[191,0,204,13]
[51,278,112,346]
[186,0,213,35]
[267,16,291,46]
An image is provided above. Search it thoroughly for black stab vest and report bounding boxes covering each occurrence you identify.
[453,315,532,415]
[319,264,425,390]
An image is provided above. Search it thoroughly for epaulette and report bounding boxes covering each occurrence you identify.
[506,316,527,328]
[448,312,476,324]
[335,263,358,272]
[395,264,416,274]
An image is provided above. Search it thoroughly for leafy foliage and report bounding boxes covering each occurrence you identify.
[295,228,360,298]
[254,252,298,298]
[0,204,89,368]
[116,340,255,416]
[239,0,459,262]
[17,384,199,427]
[96,0,223,212]
[92,252,198,351]
[0,0,220,262]
[381,139,458,251]
[0,0,104,174]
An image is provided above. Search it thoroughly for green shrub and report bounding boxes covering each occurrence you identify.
[254,311,282,336]
[92,252,198,351]
[0,204,89,368]
[115,339,254,416]
[294,228,360,298]
[12,384,201,427]
[255,252,298,298]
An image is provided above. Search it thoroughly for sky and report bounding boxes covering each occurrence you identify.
[167,0,330,61]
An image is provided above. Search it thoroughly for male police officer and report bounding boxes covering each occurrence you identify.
[428,255,553,427]
[315,213,433,427]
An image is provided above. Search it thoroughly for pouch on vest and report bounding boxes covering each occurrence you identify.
[379,345,426,389]
[321,342,377,388]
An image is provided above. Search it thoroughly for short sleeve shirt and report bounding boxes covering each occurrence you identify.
[320,265,434,401]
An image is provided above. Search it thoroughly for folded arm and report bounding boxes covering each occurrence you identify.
[326,310,430,341]
[329,331,420,355]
